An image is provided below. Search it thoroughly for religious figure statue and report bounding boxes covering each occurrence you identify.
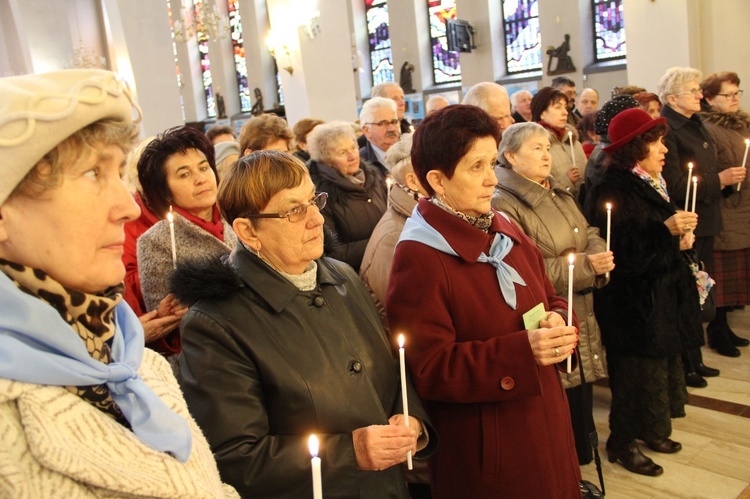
[546,34,576,75]
[251,88,264,115]
[399,61,415,94]
[216,93,227,119]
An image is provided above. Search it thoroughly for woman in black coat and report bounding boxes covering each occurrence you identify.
[585,108,703,477]
[307,121,387,272]
[173,151,435,499]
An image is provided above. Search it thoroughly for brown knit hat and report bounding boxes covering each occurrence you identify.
[0,69,141,204]
[530,86,567,122]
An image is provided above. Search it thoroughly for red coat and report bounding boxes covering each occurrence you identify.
[386,199,581,499]
[123,192,160,315]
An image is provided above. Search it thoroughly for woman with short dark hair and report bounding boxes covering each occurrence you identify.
[387,105,581,498]
[585,108,703,476]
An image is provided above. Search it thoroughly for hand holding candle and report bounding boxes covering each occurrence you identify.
[684,162,693,211]
[309,435,322,499]
[397,334,413,470]
[566,254,574,374]
[167,206,177,269]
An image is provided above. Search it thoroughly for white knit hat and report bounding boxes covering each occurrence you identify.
[0,69,141,204]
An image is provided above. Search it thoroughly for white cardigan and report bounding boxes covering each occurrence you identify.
[0,348,239,499]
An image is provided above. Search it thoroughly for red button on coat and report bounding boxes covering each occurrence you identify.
[500,376,515,390]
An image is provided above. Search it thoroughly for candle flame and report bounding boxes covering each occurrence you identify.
[568,253,575,265]
[606,202,612,210]
[167,211,174,223]
[746,139,749,145]
[309,434,319,457]
[568,131,572,137]
[409,125,415,133]
[688,162,693,170]
[693,176,698,183]
[386,177,393,187]
[398,334,405,349]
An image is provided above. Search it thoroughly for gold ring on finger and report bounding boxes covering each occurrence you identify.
[554,347,560,356]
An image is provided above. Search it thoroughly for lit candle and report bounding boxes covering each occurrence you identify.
[386,177,393,210]
[684,162,693,211]
[309,435,322,499]
[739,138,749,191]
[568,131,576,168]
[409,125,415,134]
[691,176,698,213]
[605,203,612,280]
[167,206,177,269]
[567,253,574,374]
[397,334,413,470]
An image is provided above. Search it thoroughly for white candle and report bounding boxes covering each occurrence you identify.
[397,334,413,470]
[167,206,177,269]
[568,131,576,168]
[386,177,393,210]
[567,253,574,374]
[309,435,323,499]
[605,203,612,280]
[691,176,698,213]
[684,162,693,211]
[739,138,749,191]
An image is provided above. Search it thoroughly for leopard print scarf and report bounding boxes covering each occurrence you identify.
[0,258,127,425]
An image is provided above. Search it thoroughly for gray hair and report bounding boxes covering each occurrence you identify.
[371,82,402,99]
[385,133,413,184]
[462,82,508,112]
[359,97,398,126]
[307,121,357,164]
[657,66,703,104]
[497,122,550,168]
[510,90,532,110]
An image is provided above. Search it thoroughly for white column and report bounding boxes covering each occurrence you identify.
[237,0,278,110]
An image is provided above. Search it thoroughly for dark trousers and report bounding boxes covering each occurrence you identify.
[566,382,595,465]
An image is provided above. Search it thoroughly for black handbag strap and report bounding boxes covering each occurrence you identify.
[576,345,606,495]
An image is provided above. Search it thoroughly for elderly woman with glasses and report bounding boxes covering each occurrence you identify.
[698,71,750,353]
[173,151,435,498]
[386,105,581,498]
[307,121,388,272]
[0,69,237,498]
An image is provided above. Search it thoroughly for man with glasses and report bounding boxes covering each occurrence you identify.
[461,81,515,135]
[552,76,580,126]
[360,97,402,176]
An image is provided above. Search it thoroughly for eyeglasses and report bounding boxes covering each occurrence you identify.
[717,90,744,99]
[365,119,400,127]
[672,88,703,97]
[244,192,328,223]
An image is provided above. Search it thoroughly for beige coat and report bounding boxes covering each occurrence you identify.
[0,349,239,499]
[492,166,608,387]
[700,110,750,251]
[549,125,588,200]
[360,185,418,326]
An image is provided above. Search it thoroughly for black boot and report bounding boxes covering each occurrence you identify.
[606,439,663,476]
[707,323,741,357]
[695,362,720,377]
[685,371,707,388]
[726,327,750,347]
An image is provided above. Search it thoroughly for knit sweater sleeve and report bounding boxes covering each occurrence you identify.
[137,221,173,312]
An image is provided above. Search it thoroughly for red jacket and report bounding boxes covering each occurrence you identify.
[386,199,581,498]
[123,192,160,316]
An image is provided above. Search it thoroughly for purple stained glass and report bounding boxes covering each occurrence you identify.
[502,0,542,74]
[592,0,626,61]
[427,0,461,85]
[194,0,216,118]
[227,0,251,112]
[366,0,394,85]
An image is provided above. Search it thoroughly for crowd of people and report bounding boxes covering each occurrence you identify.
[1,64,748,498]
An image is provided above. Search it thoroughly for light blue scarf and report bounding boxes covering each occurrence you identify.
[399,206,526,309]
[0,271,192,462]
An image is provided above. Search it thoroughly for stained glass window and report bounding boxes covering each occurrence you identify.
[365,0,393,85]
[194,0,216,118]
[592,0,626,62]
[227,0,251,112]
[165,0,186,122]
[501,0,542,74]
[427,0,461,85]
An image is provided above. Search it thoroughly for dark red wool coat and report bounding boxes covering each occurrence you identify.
[386,199,581,499]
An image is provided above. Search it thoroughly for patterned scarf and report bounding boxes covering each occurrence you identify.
[430,196,494,232]
[632,165,670,202]
[0,258,126,425]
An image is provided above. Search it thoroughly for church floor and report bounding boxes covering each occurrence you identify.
[581,307,750,498]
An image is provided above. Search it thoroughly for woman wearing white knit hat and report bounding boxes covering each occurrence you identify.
[0,69,237,498]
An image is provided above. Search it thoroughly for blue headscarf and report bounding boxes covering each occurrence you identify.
[0,271,192,462]
[398,206,526,309]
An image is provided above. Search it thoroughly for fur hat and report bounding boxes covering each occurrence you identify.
[594,95,638,136]
[0,69,141,204]
[603,108,667,154]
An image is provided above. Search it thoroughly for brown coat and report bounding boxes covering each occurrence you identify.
[359,185,418,325]
[700,109,750,251]
[548,125,588,199]
[493,166,608,387]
